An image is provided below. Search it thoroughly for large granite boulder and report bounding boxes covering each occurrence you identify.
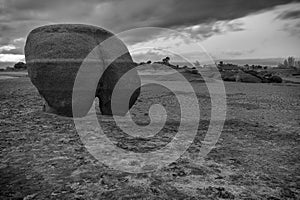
[25,24,140,117]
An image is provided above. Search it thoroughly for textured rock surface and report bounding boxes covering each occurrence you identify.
[25,24,140,117]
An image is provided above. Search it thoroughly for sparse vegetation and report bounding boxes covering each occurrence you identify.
[0,75,299,199]
[162,57,170,65]
[278,56,300,69]
[194,60,201,67]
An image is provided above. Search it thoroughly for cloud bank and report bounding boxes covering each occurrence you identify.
[0,0,298,63]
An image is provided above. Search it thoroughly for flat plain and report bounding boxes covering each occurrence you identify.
[0,75,299,199]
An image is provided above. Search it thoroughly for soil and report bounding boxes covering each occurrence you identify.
[0,76,299,199]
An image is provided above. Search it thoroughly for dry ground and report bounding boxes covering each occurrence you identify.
[0,76,299,199]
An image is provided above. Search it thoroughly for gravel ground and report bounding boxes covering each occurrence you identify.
[0,77,299,199]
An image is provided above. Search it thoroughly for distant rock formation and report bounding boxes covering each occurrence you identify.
[269,75,282,83]
[14,62,27,70]
[236,71,262,83]
[25,24,140,117]
[220,69,284,83]
[221,71,237,82]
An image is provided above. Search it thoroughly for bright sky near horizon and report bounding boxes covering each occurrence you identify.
[0,0,299,64]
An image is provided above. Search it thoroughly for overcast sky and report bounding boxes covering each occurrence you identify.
[0,0,300,64]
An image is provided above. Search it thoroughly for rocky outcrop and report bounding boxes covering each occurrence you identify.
[221,70,284,84]
[221,71,237,82]
[269,75,282,83]
[236,71,262,83]
[25,24,140,117]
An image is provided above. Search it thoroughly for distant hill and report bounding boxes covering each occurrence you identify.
[137,63,174,71]
[145,58,289,68]
[216,58,285,67]
[0,58,290,69]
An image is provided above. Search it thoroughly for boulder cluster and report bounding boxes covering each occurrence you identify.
[221,70,282,83]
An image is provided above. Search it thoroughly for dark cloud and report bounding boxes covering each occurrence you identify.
[132,49,165,62]
[277,9,300,19]
[132,48,191,63]
[275,6,300,37]
[221,49,256,57]
[0,0,296,59]
[0,0,106,23]
[1,0,295,31]
[281,21,300,37]
[83,0,296,32]
[119,28,167,45]
[0,24,15,38]
[0,47,23,55]
[147,0,296,28]
[179,20,245,40]
[0,22,39,51]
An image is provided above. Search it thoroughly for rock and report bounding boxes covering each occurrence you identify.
[223,76,236,82]
[184,68,199,74]
[237,71,262,83]
[25,24,140,117]
[13,62,27,70]
[261,78,272,83]
[245,70,259,77]
[270,75,282,83]
[221,71,237,82]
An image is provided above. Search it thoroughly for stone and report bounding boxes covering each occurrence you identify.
[221,71,237,82]
[237,71,262,83]
[270,75,282,83]
[25,24,140,117]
